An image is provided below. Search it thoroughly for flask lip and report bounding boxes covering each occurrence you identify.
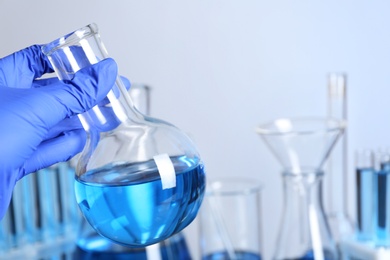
[41,23,99,56]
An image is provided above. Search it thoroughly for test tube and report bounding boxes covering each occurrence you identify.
[57,162,80,234]
[355,149,375,241]
[380,149,390,171]
[375,149,390,247]
[325,73,354,240]
[36,166,62,240]
[0,202,12,252]
[21,173,40,243]
[10,179,26,247]
[0,220,5,253]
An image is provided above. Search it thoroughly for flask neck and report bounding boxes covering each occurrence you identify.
[78,77,144,133]
[282,170,324,206]
[274,170,337,259]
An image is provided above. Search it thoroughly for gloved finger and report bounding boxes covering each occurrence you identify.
[37,78,129,138]
[97,76,131,106]
[45,116,83,140]
[33,76,131,111]
[0,58,117,171]
[34,76,130,89]
[32,77,59,88]
[33,58,118,128]
[23,129,86,174]
[0,45,53,89]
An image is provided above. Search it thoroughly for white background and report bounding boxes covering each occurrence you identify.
[1,1,390,259]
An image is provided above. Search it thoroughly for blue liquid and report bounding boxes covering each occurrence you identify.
[75,156,205,247]
[74,233,191,260]
[279,250,334,260]
[356,167,375,240]
[375,164,390,245]
[202,251,261,260]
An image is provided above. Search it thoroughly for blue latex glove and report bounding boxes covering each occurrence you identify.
[0,45,118,219]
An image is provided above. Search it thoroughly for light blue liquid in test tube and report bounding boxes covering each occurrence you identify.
[0,202,13,252]
[356,169,375,241]
[355,149,375,241]
[375,152,390,247]
[21,173,40,243]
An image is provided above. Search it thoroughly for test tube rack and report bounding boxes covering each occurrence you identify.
[0,162,80,259]
[340,239,390,260]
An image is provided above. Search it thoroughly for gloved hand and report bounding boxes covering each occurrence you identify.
[0,45,118,219]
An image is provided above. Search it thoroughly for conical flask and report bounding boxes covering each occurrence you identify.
[256,117,345,260]
[41,23,206,247]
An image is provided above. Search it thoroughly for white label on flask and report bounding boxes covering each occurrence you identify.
[153,153,176,189]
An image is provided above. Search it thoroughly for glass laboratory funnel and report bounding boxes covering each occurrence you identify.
[256,117,345,260]
[41,23,206,248]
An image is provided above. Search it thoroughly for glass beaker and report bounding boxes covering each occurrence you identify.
[256,117,345,260]
[199,178,263,260]
[41,23,206,247]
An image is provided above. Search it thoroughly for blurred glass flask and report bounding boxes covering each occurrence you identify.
[199,178,263,260]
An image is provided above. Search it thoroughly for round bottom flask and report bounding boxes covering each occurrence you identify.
[42,23,206,247]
